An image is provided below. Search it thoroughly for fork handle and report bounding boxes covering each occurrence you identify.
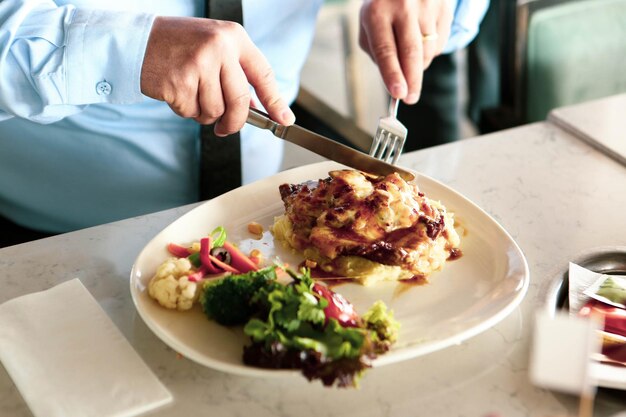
[388,97,400,117]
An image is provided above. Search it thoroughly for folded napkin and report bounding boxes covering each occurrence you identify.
[0,279,172,417]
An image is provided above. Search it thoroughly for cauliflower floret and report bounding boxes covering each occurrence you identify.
[148,257,199,310]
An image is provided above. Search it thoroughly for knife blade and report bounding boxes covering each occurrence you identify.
[246,108,415,181]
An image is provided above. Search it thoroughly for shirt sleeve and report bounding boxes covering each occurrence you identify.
[443,0,490,53]
[0,0,155,124]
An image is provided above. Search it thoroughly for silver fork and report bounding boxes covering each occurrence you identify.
[369,97,407,165]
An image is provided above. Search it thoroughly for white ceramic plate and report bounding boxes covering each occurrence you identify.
[130,161,529,377]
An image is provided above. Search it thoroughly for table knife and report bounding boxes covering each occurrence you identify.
[246,108,415,182]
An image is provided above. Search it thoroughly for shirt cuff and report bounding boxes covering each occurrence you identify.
[65,9,155,105]
[443,0,489,53]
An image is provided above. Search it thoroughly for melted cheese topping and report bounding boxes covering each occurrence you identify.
[273,170,461,283]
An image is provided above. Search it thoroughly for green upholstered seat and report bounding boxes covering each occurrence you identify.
[525,0,626,122]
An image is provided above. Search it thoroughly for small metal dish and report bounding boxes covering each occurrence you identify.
[545,246,626,313]
[544,246,626,397]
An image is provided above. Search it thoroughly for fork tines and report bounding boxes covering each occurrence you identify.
[369,98,407,165]
[370,128,401,163]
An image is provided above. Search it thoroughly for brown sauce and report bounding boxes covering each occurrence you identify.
[448,248,463,260]
[399,275,428,285]
[393,275,428,298]
[320,277,356,288]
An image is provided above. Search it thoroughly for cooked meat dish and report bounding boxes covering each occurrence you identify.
[271,170,461,285]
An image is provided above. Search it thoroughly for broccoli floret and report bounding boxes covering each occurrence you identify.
[200,266,278,326]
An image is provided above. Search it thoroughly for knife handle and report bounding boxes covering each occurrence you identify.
[246,108,286,137]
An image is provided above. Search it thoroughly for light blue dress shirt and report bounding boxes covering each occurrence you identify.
[0,0,488,233]
[446,0,490,54]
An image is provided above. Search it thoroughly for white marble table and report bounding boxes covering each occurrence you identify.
[2,121,626,417]
[549,93,626,166]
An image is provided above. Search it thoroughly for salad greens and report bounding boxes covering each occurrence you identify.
[210,226,227,248]
[199,266,400,387]
[243,269,367,361]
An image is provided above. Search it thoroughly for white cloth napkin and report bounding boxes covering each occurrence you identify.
[0,279,172,417]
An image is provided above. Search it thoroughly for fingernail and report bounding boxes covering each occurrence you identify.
[390,83,405,98]
[405,93,419,104]
[281,108,296,125]
[213,125,227,137]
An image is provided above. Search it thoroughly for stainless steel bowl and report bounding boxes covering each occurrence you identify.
[545,246,626,313]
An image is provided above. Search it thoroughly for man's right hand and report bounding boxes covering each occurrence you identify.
[140,16,295,136]
[358,0,453,105]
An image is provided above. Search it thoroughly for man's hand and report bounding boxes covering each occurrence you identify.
[359,0,453,104]
[141,16,295,136]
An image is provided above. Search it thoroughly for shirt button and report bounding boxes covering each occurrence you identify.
[96,80,112,96]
